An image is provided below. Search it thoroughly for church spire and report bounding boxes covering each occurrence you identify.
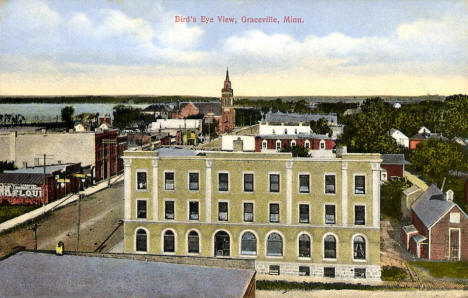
[225,67,230,82]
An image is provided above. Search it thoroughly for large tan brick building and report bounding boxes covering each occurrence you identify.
[122,148,382,280]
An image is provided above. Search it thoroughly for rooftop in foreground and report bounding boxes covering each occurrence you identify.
[0,251,255,298]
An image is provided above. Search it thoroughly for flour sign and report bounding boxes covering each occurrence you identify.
[0,184,42,197]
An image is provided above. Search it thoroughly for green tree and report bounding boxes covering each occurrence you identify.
[381,178,411,220]
[281,145,309,157]
[408,139,468,184]
[112,105,143,129]
[310,118,332,136]
[61,106,75,129]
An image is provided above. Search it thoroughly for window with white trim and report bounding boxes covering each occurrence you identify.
[276,140,281,151]
[298,234,311,257]
[137,200,147,219]
[218,202,228,221]
[244,203,253,222]
[137,172,147,190]
[305,140,310,149]
[189,201,199,220]
[269,174,280,193]
[325,175,336,194]
[241,232,257,255]
[189,172,199,190]
[355,206,365,225]
[165,201,174,220]
[299,174,310,193]
[299,204,309,223]
[355,176,365,194]
[163,230,175,252]
[270,204,280,223]
[324,235,336,259]
[267,233,283,256]
[325,205,336,224]
[218,173,229,191]
[262,140,267,149]
[244,173,254,192]
[188,231,199,253]
[136,229,147,252]
[165,172,174,190]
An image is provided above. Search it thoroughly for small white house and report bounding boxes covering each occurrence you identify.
[221,135,256,151]
[74,123,86,132]
[148,119,202,134]
[418,126,431,134]
[387,128,409,148]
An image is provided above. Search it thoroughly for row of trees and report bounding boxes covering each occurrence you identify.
[0,114,26,126]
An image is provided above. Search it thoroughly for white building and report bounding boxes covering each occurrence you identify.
[147,119,202,135]
[259,122,311,136]
[221,135,256,151]
[387,128,409,148]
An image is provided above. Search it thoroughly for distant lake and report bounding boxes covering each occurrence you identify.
[0,103,150,122]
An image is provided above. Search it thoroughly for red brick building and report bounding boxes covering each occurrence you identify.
[95,130,127,182]
[0,163,82,205]
[401,185,468,260]
[254,135,335,152]
[380,154,406,181]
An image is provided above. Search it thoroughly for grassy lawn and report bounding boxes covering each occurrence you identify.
[0,205,38,223]
[381,266,408,281]
[410,261,468,279]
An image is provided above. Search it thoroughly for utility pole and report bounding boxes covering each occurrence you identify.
[29,223,40,252]
[76,193,82,252]
[35,154,53,214]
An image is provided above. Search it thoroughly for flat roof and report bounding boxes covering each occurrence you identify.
[4,164,71,174]
[0,252,254,297]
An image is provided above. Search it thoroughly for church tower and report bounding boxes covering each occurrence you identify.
[219,68,235,133]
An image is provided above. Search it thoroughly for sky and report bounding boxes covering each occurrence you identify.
[0,0,467,96]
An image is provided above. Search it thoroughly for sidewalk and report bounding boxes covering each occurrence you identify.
[0,175,123,233]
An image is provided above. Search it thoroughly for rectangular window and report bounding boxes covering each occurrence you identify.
[218,202,228,221]
[324,267,335,278]
[137,200,147,219]
[299,266,310,276]
[354,268,366,279]
[325,205,336,224]
[269,174,280,192]
[355,205,365,225]
[325,175,336,194]
[218,173,229,191]
[355,175,365,194]
[165,172,174,190]
[269,265,280,275]
[137,172,147,190]
[270,203,280,223]
[244,173,254,192]
[299,174,310,193]
[189,201,199,220]
[165,201,174,220]
[299,204,309,223]
[450,213,460,223]
[244,203,253,222]
[189,172,199,191]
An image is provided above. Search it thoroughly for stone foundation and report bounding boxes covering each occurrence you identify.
[256,261,381,281]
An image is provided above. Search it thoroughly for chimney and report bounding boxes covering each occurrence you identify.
[336,146,347,158]
[233,137,244,152]
[446,189,454,202]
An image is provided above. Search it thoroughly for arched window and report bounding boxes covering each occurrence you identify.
[324,234,336,259]
[305,140,310,149]
[262,140,267,149]
[136,229,147,252]
[291,140,296,147]
[353,236,366,260]
[164,230,175,253]
[299,234,311,258]
[276,140,281,151]
[188,231,199,254]
[320,140,326,150]
[214,231,230,256]
[267,233,283,256]
[241,232,257,255]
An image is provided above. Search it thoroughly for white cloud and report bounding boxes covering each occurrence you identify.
[156,11,205,49]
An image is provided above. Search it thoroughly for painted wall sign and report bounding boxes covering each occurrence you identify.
[0,184,42,198]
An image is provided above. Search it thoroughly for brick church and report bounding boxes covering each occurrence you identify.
[219,68,235,133]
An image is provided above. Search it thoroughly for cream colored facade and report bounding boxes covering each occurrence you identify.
[123,150,382,280]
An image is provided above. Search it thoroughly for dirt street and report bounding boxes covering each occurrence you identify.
[0,181,124,258]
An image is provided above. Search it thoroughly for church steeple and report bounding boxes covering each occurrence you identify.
[219,67,235,133]
[225,67,230,82]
